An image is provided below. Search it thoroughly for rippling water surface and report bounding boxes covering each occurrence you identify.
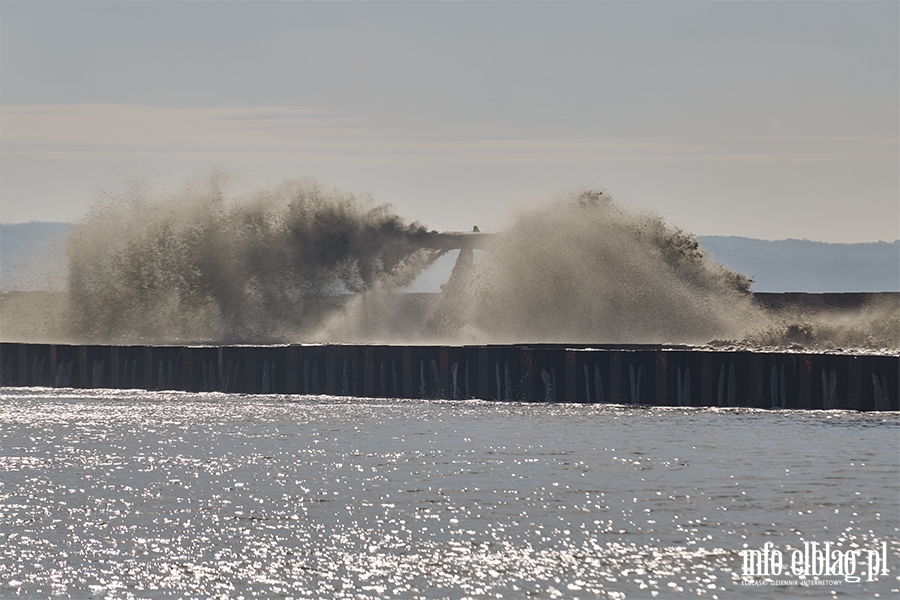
[0,389,897,599]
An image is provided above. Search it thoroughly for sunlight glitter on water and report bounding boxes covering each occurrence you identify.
[0,388,897,598]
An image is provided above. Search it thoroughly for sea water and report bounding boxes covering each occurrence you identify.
[0,388,897,599]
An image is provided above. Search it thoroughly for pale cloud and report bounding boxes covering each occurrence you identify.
[3,104,895,168]
[1,2,896,240]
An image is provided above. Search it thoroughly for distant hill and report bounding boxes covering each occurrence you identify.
[0,222,72,292]
[1,221,72,260]
[1,222,897,293]
[699,236,900,293]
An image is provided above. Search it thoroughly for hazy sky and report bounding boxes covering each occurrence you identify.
[1,1,897,241]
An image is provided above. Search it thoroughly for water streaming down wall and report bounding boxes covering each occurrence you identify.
[1,342,897,411]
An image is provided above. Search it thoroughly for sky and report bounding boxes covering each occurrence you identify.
[1,1,898,242]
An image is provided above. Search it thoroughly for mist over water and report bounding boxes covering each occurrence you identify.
[4,175,896,350]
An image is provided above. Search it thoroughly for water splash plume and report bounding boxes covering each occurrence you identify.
[65,176,442,343]
[431,191,757,344]
[2,176,895,351]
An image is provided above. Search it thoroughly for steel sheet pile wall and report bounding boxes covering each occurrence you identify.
[1,343,897,411]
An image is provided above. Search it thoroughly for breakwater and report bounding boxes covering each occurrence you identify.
[1,342,896,411]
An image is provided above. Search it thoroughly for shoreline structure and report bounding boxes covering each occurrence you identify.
[2,339,896,411]
[3,215,897,410]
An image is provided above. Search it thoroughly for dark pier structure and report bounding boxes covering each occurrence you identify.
[1,342,897,411]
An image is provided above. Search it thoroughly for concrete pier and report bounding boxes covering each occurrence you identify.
[1,342,896,411]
